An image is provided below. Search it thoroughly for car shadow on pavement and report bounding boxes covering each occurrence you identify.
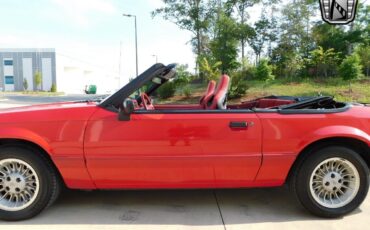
[0,186,365,226]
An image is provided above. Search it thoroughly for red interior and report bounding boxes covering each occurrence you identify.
[136,77,295,110]
[257,99,294,108]
[155,104,202,110]
[199,80,216,108]
[228,98,294,109]
[155,98,294,110]
[206,75,230,110]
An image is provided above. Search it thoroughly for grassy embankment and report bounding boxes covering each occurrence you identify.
[159,78,370,104]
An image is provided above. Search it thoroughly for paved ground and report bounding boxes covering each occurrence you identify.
[0,187,369,230]
[0,95,369,230]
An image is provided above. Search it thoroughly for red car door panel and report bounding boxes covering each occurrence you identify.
[84,108,262,189]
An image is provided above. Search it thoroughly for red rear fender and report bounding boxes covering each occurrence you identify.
[297,125,370,154]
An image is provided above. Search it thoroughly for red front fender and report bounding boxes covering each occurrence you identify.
[0,127,52,153]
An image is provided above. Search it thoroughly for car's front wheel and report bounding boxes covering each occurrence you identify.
[293,146,369,218]
[0,146,61,221]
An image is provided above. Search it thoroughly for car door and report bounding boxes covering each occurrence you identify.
[84,107,262,189]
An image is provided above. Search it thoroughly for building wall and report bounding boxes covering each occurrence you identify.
[22,58,33,90]
[3,58,14,91]
[0,48,122,94]
[0,49,56,91]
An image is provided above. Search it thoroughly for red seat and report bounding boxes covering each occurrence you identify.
[204,75,230,110]
[200,80,216,108]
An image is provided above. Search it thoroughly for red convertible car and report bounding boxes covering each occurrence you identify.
[0,64,369,220]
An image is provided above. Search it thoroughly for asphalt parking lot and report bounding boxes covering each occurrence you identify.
[0,95,370,230]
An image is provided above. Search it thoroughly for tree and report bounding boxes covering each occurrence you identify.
[235,22,254,61]
[271,41,304,78]
[23,78,28,91]
[248,11,277,65]
[271,0,316,78]
[256,59,274,81]
[240,59,256,79]
[355,4,369,46]
[340,54,363,81]
[199,57,222,81]
[173,64,194,97]
[173,64,191,87]
[308,46,340,78]
[153,0,211,73]
[209,11,240,73]
[34,71,42,91]
[157,81,177,99]
[312,22,364,58]
[355,44,370,77]
[279,0,316,56]
[284,53,305,79]
[228,71,249,99]
[227,0,260,60]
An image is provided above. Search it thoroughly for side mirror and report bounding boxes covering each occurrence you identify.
[118,99,135,121]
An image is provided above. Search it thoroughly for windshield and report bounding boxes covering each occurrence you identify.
[128,80,157,99]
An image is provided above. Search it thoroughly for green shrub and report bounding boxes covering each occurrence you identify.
[182,86,192,98]
[50,84,57,92]
[228,72,249,99]
[340,54,364,81]
[34,71,42,91]
[157,81,176,99]
[241,60,256,79]
[355,45,370,77]
[174,64,191,87]
[23,78,28,91]
[256,59,275,82]
[199,57,222,81]
[244,65,256,79]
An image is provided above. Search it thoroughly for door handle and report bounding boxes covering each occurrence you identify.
[229,121,248,129]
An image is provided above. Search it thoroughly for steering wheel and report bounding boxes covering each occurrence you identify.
[140,93,154,110]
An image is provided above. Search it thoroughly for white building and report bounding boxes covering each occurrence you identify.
[0,48,122,94]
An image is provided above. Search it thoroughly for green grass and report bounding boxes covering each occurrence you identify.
[157,77,370,104]
[245,78,370,103]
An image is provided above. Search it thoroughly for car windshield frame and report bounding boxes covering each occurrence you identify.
[99,63,176,109]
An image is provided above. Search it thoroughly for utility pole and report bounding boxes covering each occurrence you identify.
[123,13,138,77]
[118,41,122,87]
[152,54,158,63]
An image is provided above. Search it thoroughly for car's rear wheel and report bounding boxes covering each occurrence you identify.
[0,146,61,221]
[293,146,369,218]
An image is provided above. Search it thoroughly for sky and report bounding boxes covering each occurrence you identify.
[0,0,197,82]
[2,0,363,83]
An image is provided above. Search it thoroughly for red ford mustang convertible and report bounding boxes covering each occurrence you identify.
[0,64,369,220]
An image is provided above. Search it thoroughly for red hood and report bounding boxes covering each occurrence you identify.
[0,101,98,123]
[0,101,93,112]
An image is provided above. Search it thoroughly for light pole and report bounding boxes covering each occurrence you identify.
[123,13,138,77]
[152,54,158,63]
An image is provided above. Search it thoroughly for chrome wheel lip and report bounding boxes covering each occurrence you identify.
[309,157,360,209]
[0,158,40,212]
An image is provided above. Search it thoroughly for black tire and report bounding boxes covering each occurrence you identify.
[0,146,61,221]
[292,146,369,218]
